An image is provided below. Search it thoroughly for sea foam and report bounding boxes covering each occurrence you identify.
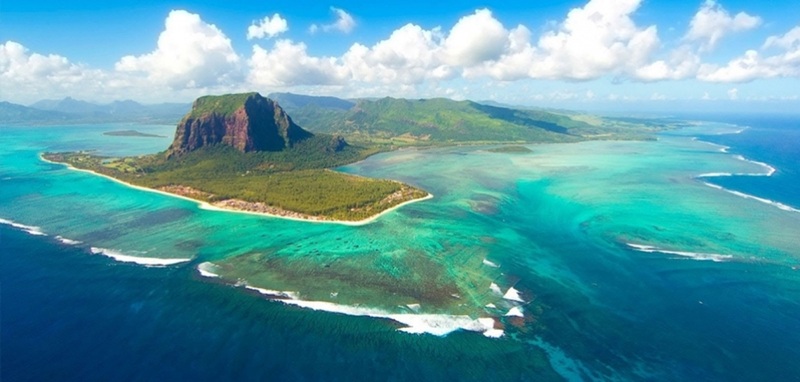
[244,285,300,300]
[55,235,82,245]
[489,282,503,295]
[505,307,524,317]
[197,262,221,278]
[0,218,46,236]
[626,243,733,262]
[89,247,191,267]
[236,281,503,337]
[279,299,501,338]
[503,287,525,302]
[482,259,500,268]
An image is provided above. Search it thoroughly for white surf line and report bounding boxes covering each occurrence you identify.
[197,262,221,278]
[626,243,733,262]
[89,247,191,267]
[700,182,800,213]
[280,298,502,338]
[0,217,47,236]
[691,141,798,213]
[41,154,433,227]
[235,281,503,337]
[55,235,82,245]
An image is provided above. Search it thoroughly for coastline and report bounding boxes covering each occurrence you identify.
[41,154,433,226]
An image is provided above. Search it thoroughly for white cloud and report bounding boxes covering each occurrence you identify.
[634,46,701,81]
[763,26,800,50]
[248,40,346,87]
[342,23,451,84]
[310,7,356,34]
[442,9,508,66]
[115,10,241,88]
[727,87,739,99]
[5,4,799,105]
[0,40,105,103]
[699,25,800,83]
[536,0,660,80]
[685,0,761,51]
[247,14,288,40]
[0,41,83,82]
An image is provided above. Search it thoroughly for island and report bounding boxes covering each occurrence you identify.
[44,93,429,223]
[103,130,166,138]
[42,92,675,223]
[487,145,533,153]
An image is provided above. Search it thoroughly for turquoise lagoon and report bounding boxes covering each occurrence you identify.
[2,119,799,381]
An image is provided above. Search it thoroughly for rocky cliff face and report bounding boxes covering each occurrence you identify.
[167,93,313,156]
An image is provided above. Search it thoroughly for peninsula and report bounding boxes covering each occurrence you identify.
[43,93,429,223]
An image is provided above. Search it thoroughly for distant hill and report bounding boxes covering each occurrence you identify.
[276,95,669,143]
[268,92,355,110]
[0,101,75,124]
[283,97,592,143]
[1,97,190,125]
[31,97,105,114]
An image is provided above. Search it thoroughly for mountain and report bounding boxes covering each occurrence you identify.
[31,96,105,114]
[268,92,355,110]
[0,101,75,124]
[283,97,595,143]
[5,97,190,124]
[167,93,316,156]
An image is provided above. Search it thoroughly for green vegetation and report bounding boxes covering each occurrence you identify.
[43,137,426,221]
[487,145,533,153]
[188,93,258,118]
[279,97,672,145]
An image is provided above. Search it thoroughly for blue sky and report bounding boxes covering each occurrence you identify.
[2,0,799,112]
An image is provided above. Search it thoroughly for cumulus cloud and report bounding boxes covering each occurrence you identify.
[0,41,105,102]
[442,9,508,66]
[343,24,451,84]
[5,3,798,104]
[685,0,761,51]
[474,0,660,81]
[634,46,702,81]
[247,14,288,40]
[310,7,356,34]
[763,26,800,50]
[248,40,346,86]
[535,0,658,79]
[698,25,800,82]
[115,10,241,88]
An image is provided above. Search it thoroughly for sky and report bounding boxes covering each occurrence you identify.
[2,0,799,112]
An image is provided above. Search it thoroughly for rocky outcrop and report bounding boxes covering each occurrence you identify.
[167,93,313,156]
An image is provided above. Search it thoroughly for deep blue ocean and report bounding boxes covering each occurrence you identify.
[697,114,800,210]
[2,116,799,381]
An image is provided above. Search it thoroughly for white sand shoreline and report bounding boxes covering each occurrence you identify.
[41,154,433,226]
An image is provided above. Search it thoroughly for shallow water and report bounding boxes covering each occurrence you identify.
[2,119,799,381]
